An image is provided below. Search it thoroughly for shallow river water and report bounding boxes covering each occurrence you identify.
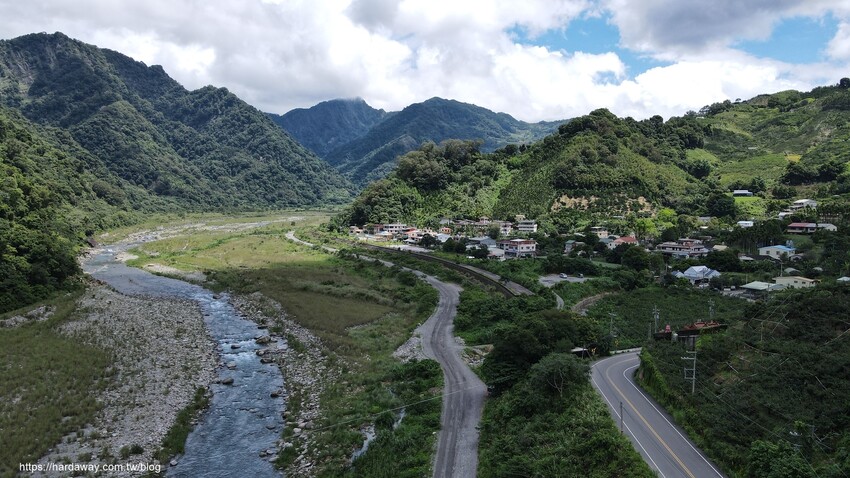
[83,244,285,478]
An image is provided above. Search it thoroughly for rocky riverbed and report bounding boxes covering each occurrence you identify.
[230,292,341,478]
[32,284,217,477]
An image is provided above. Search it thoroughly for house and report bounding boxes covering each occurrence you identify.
[784,222,835,234]
[736,220,754,228]
[563,240,585,254]
[383,223,408,235]
[786,222,818,234]
[487,247,506,261]
[467,236,497,248]
[589,226,609,238]
[656,238,710,258]
[733,189,753,197]
[494,221,513,236]
[516,220,538,233]
[609,236,639,250]
[774,276,817,289]
[741,281,786,298]
[681,266,721,284]
[439,226,453,234]
[496,239,537,258]
[789,199,817,210]
[435,233,452,243]
[373,231,394,241]
[837,277,850,283]
[349,226,364,235]
[712,244,729,252]
[758,245,796,259]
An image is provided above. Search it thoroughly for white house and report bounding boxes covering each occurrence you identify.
[789,199,817,210]
[774,276,817,289]
[681,266,721,284]
[736,220,754,228]
[733,189,753,197]
[758,245,796,259]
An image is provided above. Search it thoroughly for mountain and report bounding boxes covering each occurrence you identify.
[290,97,563,185]
[0,32,354,209]
[337,82,850,228]
[267,98,388,158]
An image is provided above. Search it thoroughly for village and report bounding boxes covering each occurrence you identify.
[348,197,849,301]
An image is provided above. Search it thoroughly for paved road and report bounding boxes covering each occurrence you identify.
[591,352,726,478]
[287,232,486,477]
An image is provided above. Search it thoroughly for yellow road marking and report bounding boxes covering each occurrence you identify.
[605,357,697,478]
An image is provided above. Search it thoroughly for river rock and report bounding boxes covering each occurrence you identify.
[226,362,237,369]
[255,335,271,345]
[221,377,234,385]
[230,344,241,349]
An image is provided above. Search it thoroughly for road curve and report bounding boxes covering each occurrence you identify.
[591,352,726,478]
[286,232,486,477]
[417,276,487,478]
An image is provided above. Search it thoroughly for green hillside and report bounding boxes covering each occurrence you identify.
[337,109,712,227]
[339,82,850,229]
[322,97,563,185]
[0,32,354,208]
[0,106,161,312]
[267,98,388,157]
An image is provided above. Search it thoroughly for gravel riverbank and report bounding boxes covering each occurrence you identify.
[33,283,217,477]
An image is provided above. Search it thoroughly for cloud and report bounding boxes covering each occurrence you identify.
[827,21,850,60]
[0,0,848,123]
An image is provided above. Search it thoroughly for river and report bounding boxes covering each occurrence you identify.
[82,242,285,478]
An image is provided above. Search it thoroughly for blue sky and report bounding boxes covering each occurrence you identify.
[1,0,849,121]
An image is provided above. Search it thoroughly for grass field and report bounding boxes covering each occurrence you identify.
[0,292,111,477]
[119,216,442,475]
[716,153,788,189]
[734,195,768,218]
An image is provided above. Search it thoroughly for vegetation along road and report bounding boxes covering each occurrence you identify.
[591,352,726,478]
[287,232,486,477]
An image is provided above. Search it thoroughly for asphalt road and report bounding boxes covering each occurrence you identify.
[591,352,727,478]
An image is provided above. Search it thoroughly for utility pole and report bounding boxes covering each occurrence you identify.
[682,350,697,395]
[652,305,660,331]
[708,299,715,321]
[619,401,624,433]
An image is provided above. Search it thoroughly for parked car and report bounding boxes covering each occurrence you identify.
[559,273,568,278]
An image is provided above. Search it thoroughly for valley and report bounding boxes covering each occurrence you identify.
[1,27,850,478]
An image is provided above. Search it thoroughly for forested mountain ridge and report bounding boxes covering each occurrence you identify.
[0,31,355,313]
[338,81,850,230]
[293,96,563,185]
[267,98,388,158]
[0,32,354,208]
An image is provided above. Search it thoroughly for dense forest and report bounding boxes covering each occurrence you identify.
[279,96,563,185]
[0,32,356,313]
[0,32,353,208]
[639,285,850,477]
[0,106,158,312]
[337,80,850,231]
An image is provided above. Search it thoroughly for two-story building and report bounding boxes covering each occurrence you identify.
[656,238,710,258]
[496,239,537,258]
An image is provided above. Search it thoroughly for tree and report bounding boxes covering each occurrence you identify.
[621,246,651,271]
[419,234,437,249]
[840,77,850,89]
[707,193,736,218]
[528,353,588,398]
